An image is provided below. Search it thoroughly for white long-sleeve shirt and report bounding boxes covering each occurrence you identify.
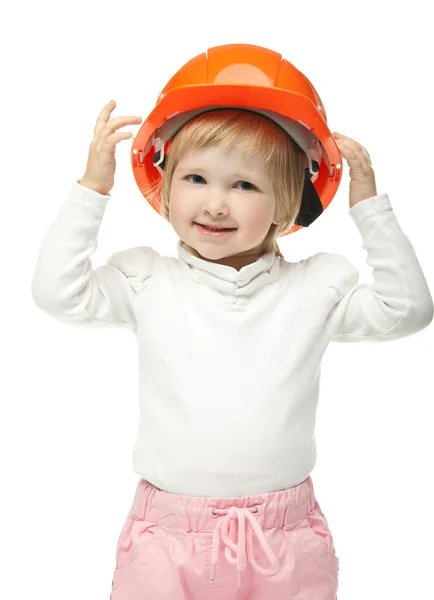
[31,180,433,497]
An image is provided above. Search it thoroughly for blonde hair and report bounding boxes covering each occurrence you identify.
[144,109,306,258]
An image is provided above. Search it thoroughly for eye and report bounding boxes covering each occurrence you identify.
[185,174,206,184]
[235,181,257,191]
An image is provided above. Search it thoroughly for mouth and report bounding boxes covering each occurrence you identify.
[194,222,238,237]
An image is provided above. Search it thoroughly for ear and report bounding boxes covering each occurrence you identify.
[272,205,280,226]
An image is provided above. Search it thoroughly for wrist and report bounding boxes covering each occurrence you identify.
[78,178,109,195]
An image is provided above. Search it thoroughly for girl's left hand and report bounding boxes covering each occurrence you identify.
[333,132,378,208]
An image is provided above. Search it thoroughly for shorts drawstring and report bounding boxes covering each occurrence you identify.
[210,505,280,590]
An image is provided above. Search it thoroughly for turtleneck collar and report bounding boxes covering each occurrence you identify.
[176,239,281,299]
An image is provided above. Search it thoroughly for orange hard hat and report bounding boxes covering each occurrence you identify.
[131,43,343,236]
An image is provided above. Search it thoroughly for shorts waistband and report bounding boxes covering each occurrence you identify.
[129,476,316,531]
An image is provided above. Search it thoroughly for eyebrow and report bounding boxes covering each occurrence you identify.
[176,166,259,180]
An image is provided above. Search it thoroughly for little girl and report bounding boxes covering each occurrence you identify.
[31,45,433,600]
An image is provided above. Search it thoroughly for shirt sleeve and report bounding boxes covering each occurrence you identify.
[30,180,156,332]
[320,194,433,342]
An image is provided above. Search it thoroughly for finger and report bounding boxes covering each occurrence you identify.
[94,100,116,137]
[340,135,371,159]
[349,149,373,174]
[338,139,373,172]
[101,130,134,153]
[349,144,372,168]
[97,115,142,142]
[335,136,372,166]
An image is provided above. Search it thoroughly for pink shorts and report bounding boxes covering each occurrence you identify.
[110,476,339,600]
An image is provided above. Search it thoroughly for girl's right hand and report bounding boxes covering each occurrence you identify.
[80,100,142,195]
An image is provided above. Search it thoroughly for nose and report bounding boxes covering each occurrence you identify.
[201,186,230,216]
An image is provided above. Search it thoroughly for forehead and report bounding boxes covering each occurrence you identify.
[176,144,268,176]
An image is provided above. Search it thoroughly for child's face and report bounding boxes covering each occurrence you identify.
[169,145,278,269]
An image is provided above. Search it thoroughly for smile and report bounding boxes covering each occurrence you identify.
[194,223,237,237]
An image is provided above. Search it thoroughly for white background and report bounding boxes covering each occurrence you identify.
[2,1,433,599]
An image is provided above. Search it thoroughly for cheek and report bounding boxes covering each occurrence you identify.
[168,188,190,223]
[241,200,275,230]
[169,183,206,223]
